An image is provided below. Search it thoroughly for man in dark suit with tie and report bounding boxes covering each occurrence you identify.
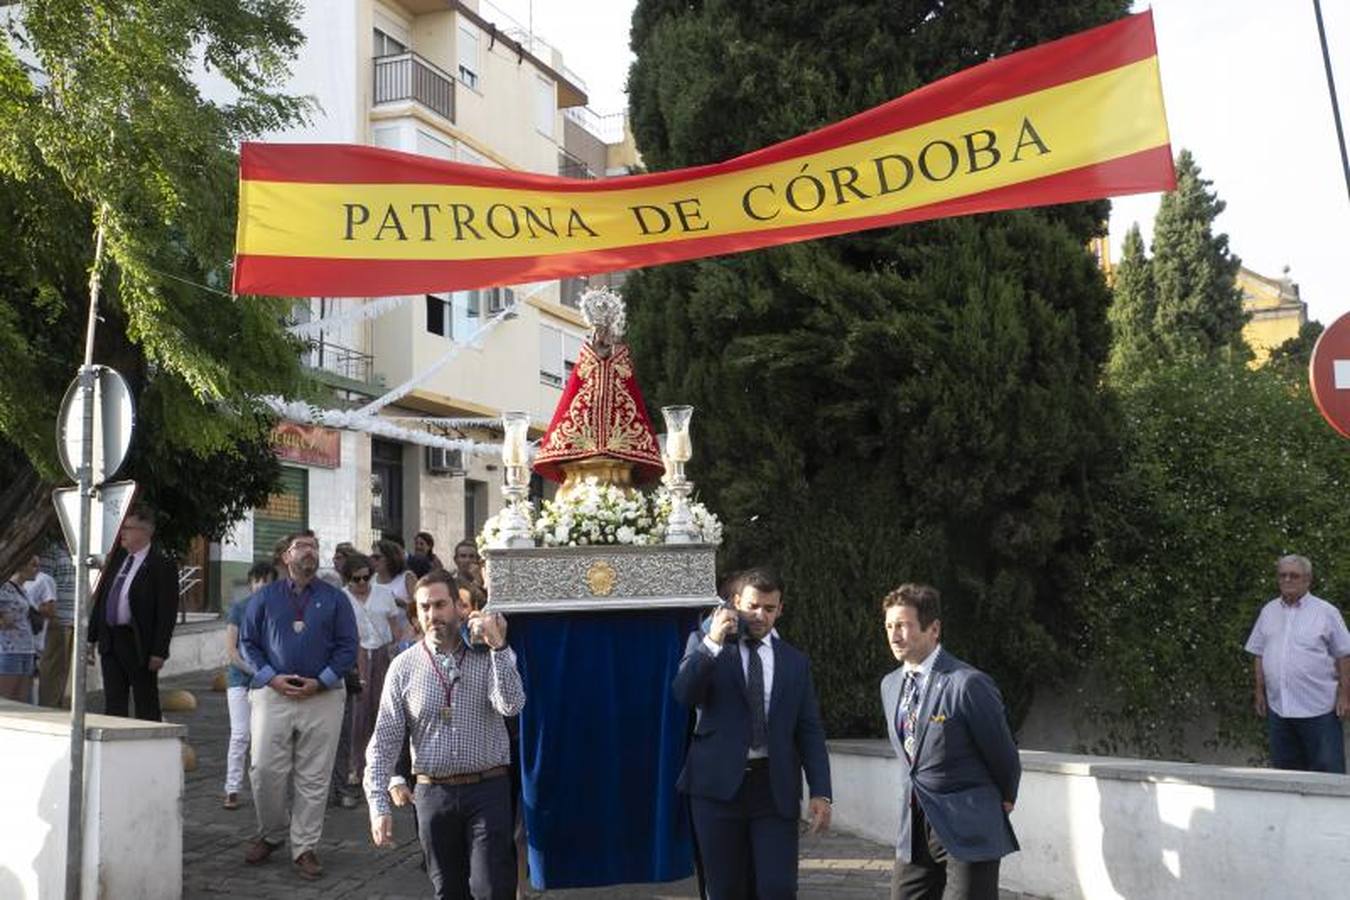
[673,567,832,899]
[88,503,179,720]
[880,583,1020,900]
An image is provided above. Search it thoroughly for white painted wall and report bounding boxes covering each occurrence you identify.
[825,741,1350,900]
[0,704,184,899]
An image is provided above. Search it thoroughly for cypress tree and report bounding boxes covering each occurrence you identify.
[1108,223,1158,374]
[1149,149,1249,360]
[626,0,1128,733]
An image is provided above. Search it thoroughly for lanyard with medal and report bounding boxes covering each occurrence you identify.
[290,584,312,634]
[422,642,465,720]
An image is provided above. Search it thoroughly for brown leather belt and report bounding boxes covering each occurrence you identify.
[416,765,510,786]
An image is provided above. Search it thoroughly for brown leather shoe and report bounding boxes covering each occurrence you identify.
[244,838,280,865]
[222,793,239,810]
[293,850,323,880]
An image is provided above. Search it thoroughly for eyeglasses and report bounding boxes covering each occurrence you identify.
[350,574,372,583]
[1277,572,1308,580]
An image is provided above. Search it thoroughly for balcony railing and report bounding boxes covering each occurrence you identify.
[304,339,375,384]
[558,149,597,180]
[373,52,455,123]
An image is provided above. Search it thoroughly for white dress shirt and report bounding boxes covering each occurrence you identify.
[703,628,778,759]
[110,546,150,625]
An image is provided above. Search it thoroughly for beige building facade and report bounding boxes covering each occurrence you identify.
[1237,265,1307,364]
[210,0,637,606]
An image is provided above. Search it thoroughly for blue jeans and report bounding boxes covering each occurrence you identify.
[1268,711,1347,773]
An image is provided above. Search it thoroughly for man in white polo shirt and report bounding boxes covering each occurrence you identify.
[1245,554,1350,773]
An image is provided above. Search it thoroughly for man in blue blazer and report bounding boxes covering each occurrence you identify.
[879,583,1020,900]
[673,567,833,899]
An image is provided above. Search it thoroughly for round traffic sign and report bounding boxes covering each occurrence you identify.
[57,365,136,484]
[1309,312,1350,439]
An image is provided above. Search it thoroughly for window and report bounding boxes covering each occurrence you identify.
[426,294,449,336]
[485,286,514,315]
[373,27,407,57]
[427,292,486,340]
[560,276,587,309]
[535,76,555,137]
[539,325,583,387]
[416,128,455,161]
[372,125,402,150]
[464,479,488,542]
[563,332,583,379]
[458,24,479,89]
[458,144,485,167]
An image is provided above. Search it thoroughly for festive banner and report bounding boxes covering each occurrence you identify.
[233,11,1173,298]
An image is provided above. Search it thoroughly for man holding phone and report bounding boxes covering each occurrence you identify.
[673,567,832,899]
[240,532,358,881]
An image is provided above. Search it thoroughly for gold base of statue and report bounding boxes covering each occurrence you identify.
[557,459,637,501]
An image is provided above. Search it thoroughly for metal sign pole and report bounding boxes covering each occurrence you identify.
[1313,0,1350,206]
[65,211,107,900]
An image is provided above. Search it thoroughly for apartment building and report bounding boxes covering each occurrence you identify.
[208,0,638,605]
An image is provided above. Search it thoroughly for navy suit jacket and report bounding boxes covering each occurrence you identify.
[881,647,1020,863]
[672,630,831,820]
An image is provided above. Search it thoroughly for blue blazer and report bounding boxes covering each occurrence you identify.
[881,648,1020,863]
[673,630,832,820]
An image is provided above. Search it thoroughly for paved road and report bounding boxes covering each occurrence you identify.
[161,672,1025,899]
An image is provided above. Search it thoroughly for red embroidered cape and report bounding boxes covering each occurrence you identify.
[533,342,665,484]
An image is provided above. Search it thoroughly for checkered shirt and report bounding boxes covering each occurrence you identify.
[364,636,525,817]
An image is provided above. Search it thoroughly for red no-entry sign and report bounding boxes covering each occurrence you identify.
[1310,312,1350,438]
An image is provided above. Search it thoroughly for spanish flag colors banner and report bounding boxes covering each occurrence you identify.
[233,12,1174,298]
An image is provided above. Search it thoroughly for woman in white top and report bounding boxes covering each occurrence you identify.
[344,552,403,793]
[371,538,419,644]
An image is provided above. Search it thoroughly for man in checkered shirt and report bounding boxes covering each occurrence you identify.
[365,569,525,899]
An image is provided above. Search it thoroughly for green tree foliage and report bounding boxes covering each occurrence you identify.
[626,0,1129,735]
[1107,223,1157,373]
[1265,319,1324,379]
[1148,149,1249,361]
[1085,358,1350,758]
[0,0,311,568]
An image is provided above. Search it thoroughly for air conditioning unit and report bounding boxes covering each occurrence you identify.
[426,446,466,476]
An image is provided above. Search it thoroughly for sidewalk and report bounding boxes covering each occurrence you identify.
[161,672,1005,899]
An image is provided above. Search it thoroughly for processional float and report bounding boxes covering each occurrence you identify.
[482,287,720,890]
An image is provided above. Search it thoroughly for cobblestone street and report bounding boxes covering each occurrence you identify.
[166,672,895,899]
[167,672,1036,899]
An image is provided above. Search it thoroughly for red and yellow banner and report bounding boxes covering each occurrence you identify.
[233,11,1173,298]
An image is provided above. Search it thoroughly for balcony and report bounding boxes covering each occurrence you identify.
[304,339,377,386]
[558,148,597,180]
[373,52,455,123]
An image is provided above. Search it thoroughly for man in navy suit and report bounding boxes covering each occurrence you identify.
[880,583,1020,900]
[673,567,832,900]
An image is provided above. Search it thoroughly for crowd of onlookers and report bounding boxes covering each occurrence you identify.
[221,530,490,812]
[0,540,76,708]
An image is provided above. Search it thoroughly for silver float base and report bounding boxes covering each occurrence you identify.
[483,543,720,614]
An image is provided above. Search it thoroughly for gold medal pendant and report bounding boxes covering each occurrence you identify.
[293,620,305,634]
[440,706,451,720]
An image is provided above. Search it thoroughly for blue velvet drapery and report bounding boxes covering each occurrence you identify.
[511,608,700,889]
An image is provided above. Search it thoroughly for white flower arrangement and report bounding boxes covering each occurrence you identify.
[478,476,723,549]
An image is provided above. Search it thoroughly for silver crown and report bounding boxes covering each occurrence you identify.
[578,287,627,340]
